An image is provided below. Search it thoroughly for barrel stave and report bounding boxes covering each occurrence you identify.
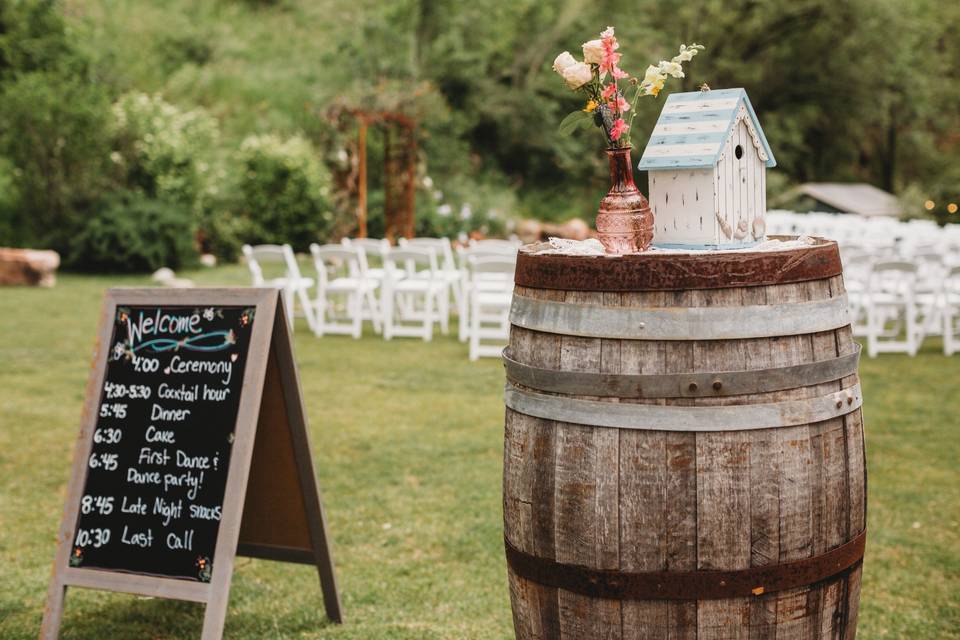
[505,284,565,638]
[504,267,866,639]
[555,289,615,637]
[621,289,700,639]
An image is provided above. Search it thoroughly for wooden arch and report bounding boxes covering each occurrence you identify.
[352,110,417,241]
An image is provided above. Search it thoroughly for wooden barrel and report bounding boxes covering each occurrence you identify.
[502,238,866,639]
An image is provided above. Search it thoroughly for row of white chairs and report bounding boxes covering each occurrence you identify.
[768,210,960,263]
[846,259,960,357]
[241,238,519,360]
[768,211,960,357]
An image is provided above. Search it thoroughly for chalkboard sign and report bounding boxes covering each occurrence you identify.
[71,304,255,580]
[42,289,341,640]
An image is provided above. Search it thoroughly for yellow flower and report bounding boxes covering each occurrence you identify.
[584,99,598,113]
[642,64,663,86]
[640,64,667,97]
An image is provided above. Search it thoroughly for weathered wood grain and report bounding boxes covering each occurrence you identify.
[739,285,781,640]
[555,289,605,638]
[694,287,752,639]
[619,290,683,639]
[505,285,564,639]
[503,253,866,640]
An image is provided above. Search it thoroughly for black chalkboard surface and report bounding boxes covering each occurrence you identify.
[43,289,341,640]
[71,304,257,581]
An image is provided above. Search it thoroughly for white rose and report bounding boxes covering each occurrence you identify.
[553,51,577,74]
[561,62,593,89]
[582,39,605,65]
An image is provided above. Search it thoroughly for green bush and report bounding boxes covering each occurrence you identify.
[67,190,198,273]
[0,71,112,250]
[197,203,254,262]
[0,1,113,251]
[0,157,20,245]
[110,92,220,213]
[232,134,337,249]
[0,1,78,82]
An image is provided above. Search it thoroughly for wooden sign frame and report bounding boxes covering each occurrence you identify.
[41,288,341,639]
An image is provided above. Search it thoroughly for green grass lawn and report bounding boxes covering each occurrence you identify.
[1,266,958,639]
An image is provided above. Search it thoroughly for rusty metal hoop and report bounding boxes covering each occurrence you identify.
[505,530,866,600]
[514,237,843,291]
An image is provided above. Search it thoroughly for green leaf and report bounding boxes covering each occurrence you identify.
[558,109,594,136]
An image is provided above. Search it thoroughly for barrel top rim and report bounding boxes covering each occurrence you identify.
[515,235,842,291]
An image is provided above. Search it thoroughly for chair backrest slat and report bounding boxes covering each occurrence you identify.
[385,247,438,278]
[243,243,302,285]
[400,237,457,272]
[310,243,366,285]
[468,255,517,275]
[343,237,390,257]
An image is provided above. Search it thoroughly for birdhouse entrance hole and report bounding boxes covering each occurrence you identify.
[735,144,744,159]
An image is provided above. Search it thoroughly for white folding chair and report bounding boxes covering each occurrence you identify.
[340,238,391,333]
[382,247,450,341]
[242,244,317,332]
[399,237,461,329]
[843,253,873,337]
[942,266,960,356]
[342,237,392,284]
[467,255,516,361]
[456,243,518,343]
[914,251,946,338]
[865,261,921,357]
[468,238,521,252]
[309,243,378,339]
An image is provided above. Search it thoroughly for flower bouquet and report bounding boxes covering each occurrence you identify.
[553,28,703,253]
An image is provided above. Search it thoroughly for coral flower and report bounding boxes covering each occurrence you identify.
[612,95,630,113]
[600,50,621,74]
[610,118,630,141]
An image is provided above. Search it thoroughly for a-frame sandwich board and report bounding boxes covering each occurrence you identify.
[41,288,341,639]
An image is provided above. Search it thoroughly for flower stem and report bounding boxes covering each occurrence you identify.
[626,85,645,141]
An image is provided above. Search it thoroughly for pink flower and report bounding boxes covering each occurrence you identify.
[611,95,630,113]
[600,50,621,74]
[601,31,619,54]
[610,118,630,141]
[601,84,618,100]
[599,31,627,78]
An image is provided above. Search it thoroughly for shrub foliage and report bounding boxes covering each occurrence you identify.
[232,134,336,250]
[66,190,197,272]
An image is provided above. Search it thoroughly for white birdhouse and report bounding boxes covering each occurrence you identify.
[638,88,776,249]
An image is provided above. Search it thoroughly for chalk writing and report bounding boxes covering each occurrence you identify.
[70,305,255,581]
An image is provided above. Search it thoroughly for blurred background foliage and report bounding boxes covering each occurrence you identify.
[0,0,957,270]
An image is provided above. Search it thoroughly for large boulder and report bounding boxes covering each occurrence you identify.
[0,248,61,287]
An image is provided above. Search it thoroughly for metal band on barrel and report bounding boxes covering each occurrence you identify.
[505,529,866,601]
[504,382,862,432]
[509,294,850,340]
[502,345,861,399]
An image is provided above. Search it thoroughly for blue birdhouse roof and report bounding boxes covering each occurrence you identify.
[637,88,776,171]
